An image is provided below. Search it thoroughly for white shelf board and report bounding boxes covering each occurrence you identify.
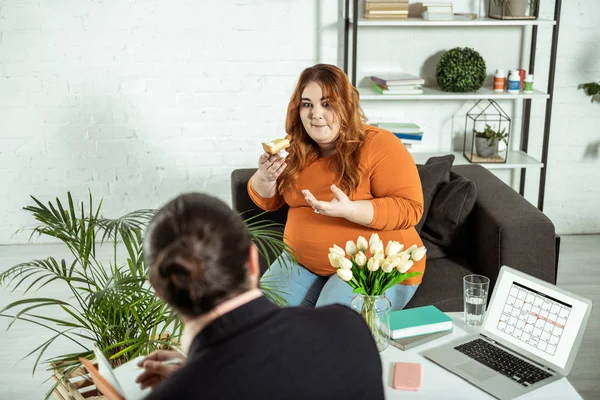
[354,17,556,27]
[409,151,543,169]
[359,86,549,101]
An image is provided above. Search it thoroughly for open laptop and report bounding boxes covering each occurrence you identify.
[422,265,592,400]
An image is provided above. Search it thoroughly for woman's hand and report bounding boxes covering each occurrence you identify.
[302,185,356,219]
[256,153,286,183]
[136,350,186,390]
[303,185,374,226]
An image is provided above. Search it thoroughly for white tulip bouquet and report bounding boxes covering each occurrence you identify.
[329,233,426,296]
[330,234,426,350]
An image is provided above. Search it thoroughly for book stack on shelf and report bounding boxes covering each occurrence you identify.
[371,72,425,95]
[422,2,454,21]
[364,0,409,19]
[374,121,423,150]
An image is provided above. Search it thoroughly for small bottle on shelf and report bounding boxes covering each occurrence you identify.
[507,70,521,94]
[493,69,506,92]
[523,74,534,93]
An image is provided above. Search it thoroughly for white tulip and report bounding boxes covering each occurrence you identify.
[397,250,411,262]
[385,240,404,257]
[357,236,368,252]
[345,240,358,257]
[381,261,394,273]
[388,255,401,267]
[337,267,353,282]
[329,244,345,257]
[372,240,384,256]
[328,253,339,268]
[397,259,414,274]
[374,247,385,262]
[369,233,381,254]
[337,256,353,270]
[367,257,380,272]
[411,246,427,261]
[406,244,418,254]
[354,251,367,267]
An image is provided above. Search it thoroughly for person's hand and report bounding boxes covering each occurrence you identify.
[136,350,186,390]
[256,152,286,183]
[302,184,356,219]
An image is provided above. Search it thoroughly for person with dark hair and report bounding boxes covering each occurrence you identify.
[250,63,426,310]
[137,192,385,400]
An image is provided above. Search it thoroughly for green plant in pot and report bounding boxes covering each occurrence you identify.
[474,124,508,158]
[436,47,487,93]
[0,193,293,399]
[579,81,600,103]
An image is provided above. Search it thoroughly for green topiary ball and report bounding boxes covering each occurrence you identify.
[436,47,487,92]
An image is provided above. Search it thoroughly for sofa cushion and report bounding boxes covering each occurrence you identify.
[421,175,476,252]
[404,257,474,312]
[421,238,447,260]
[415,154,455,234]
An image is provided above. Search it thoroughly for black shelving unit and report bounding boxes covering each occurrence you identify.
[342,0,563,211]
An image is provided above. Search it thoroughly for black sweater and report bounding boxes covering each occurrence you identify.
[145,296,384,400]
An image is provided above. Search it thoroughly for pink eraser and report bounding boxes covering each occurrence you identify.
[392,361,422,391]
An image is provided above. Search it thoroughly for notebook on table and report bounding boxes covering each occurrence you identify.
[79,347,151,400]
[389,305,453,339]
[421,266,592,400]
[389,329,453,351]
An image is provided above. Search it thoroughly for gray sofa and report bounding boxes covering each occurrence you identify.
[231,163,558,312]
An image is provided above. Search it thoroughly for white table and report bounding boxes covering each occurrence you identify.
[380,312,582,399]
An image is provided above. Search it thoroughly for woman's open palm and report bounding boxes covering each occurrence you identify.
[302,185,355,219]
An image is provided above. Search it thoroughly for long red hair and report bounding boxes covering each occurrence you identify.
[278,64,367,196]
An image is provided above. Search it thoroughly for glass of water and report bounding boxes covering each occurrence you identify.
[464,274,490,326]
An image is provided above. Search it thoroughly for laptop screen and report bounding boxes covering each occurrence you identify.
[482,269,590,370]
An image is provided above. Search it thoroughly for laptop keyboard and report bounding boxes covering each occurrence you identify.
[455,339,552,387]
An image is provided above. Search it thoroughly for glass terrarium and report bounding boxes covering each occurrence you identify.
[488,0,539,20]
[463,99,511,164]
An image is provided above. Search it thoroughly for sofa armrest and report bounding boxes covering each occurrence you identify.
[452,165,557,291]
[230,168,289,226]
[231,168,289,275]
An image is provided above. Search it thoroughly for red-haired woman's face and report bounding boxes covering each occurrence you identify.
[299,81,340,149]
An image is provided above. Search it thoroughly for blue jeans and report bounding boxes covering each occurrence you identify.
[261,253,419,310]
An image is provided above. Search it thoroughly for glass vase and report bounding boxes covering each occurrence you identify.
[350,294,392,352]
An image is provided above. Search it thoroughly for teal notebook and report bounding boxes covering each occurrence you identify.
[389,305,453,339]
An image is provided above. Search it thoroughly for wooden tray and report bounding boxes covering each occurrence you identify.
[50,362,106,400]
[464,152,506,163]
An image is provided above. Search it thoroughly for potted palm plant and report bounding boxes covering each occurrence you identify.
[474,124,509,158]
[0,193,293,399]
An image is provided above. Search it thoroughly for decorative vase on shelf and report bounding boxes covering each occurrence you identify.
[475,137,499,158]
[350,293,392,352]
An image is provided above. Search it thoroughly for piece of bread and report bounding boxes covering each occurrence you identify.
[262,138,290,155]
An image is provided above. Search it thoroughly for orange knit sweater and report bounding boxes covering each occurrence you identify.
[248,125,426,285]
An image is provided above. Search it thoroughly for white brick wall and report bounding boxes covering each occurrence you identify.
[539,0,600,234]
[0,0,598,244]
[0,0,341,243]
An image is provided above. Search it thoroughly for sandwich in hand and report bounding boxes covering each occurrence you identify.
[262,138,290,158]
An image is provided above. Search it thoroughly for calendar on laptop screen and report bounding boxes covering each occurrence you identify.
[483,269,589,370]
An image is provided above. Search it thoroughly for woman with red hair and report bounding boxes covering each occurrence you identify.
[248,64,425,310]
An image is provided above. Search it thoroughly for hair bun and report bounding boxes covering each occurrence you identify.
[155,238,200,294]
[144,192,253,316]
[158,258,192,279]
[156,255,198,303]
